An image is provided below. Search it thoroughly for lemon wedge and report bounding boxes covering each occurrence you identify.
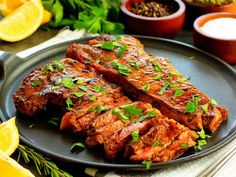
[0,117,19,156]
[0,0,27,16]
[0,0,44,42]
[0,150,35,177]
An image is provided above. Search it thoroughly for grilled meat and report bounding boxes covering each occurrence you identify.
[66,35,228,132]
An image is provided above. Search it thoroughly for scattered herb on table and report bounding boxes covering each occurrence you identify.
[188,56,197,60]
[194,129,212,151]
[142,160,152,170]
[48,117,60,127]
[70,142,86,152]
[42,0,124,34]
[17,144,72,177]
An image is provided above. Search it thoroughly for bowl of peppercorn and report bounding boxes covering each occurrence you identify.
[120,0,186,38]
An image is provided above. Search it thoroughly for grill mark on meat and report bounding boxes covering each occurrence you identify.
[66,35,228,133]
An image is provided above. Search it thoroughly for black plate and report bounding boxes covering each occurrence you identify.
[1,36,236,170]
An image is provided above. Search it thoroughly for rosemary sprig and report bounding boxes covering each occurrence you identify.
[17,144,72,177]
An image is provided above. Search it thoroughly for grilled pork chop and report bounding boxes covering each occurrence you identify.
[66,35,228,132]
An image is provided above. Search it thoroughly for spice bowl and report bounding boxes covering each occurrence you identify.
[193,12,236,64]
[120,0,186,38]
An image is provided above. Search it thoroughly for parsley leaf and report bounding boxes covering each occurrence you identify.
[154,74,163,80]
[194,129,211,151]
[117,44,128,57]
[142,84,151,92]
[120,104,142,116]
[180,143,189,148]
[62,78,75,89]
[211,98,219,106]
[70,142,85,152]
[129,61,139,70]
[138,111,157,122]
[78,85,88,92]
[66,98,73,111]
[159,81,172,94]
[48,117,60,127]
[152,62,162,72]
[185,96,200,113]
[97,105,110,114]
[54,58,64,70]
[31,80,41,87]
[197,129,212,139]
[152,141,159,147]
[112,107,129,123]
[201,104,209,114]
[131,130,139,143]
[72,92,85,98]
[43,65,54,72]
[91,85,104,93]
[113,60,131,76]
[142,160,152,170]
[174,89,184,98]
[89,106,96,113]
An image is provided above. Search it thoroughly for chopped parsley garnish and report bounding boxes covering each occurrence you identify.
[120,104,142,116]
[43,65,54,72]
[129,61,139,70]
[112,107,129,123]
[117,44,128,57]
[97,105,110,114]
[159,142,165,146]
[91,85,104,93]
[185,96,200,113]
[28,124,34,128]
[138,111,157,122]
[142,160,152,170]
[95,41,116,50]
[159,81,172,94]
[154,74,163,80]
[142,84,151,92]
[55,78,62,85]
[70,142,85,152]
[180,143,189,148]
[131,130,139,143]
[201,104,209,114]
[78,85,88,92]
[31,80,41,87]
[62,78,75,89]
[76,78,84,84]
[53,58,64,70]
[113,60,131,76]
[152,62,163,72]
[194,129,211,151]
[89,106,96,113]
[95,59,100,64]
[174,89,184,98]
[170,71,182,76]
[72,92,85,98]
[48,117,60,127]
[89,95,97,102]
[188,56,196,60]
[211,98,219,106]
[152,141,159,147]
[66,98,73,111]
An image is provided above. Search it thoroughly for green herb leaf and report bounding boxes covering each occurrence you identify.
[211,98,219,106]
[152,62,162,72]
[117,44,128,57]
[97,105,110,114]
[89,106,96,113]
[131,130,139,143]
[201,104,209,114]
[120,104,142,116]
[154,74,163,80]
[185,96,200,113]
[78,85,88,92]
[129,61,139,70]
[43,65,54,72]
[70,142,85,152]
[55,78,62,85]
[139,111,157,122]
[31,80,41,87]
[66,98,73,110]
[142,84,151,92]
[48,117,60,127]
[101,41,115,50]
[152,141,159,147]
[54,58,64,70]
[62,78,75,89]
[159,81,172,94]
[188,56,196,60]
[91,85,104,93]
[89,95,97,102]
[76,78,84,84]
[174,89,184,98]
[113,60,131,76]
[194,139,207,151]
[72,92,85,98]
[180,143,189,148]
[142,160,152,170]
[112,107,129,123]
[170,71,182,76]
[197,129,212,139]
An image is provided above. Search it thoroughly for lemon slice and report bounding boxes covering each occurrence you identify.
[0,0,27,16]
[0,0,44,42]
[0,117,19,156]
[0,150,34,177]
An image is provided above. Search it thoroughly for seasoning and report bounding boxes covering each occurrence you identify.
[130,1,176,18]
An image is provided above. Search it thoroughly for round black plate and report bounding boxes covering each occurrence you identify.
[0,36,236,170]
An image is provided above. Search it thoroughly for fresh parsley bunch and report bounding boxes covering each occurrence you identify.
[42,0,124,34]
